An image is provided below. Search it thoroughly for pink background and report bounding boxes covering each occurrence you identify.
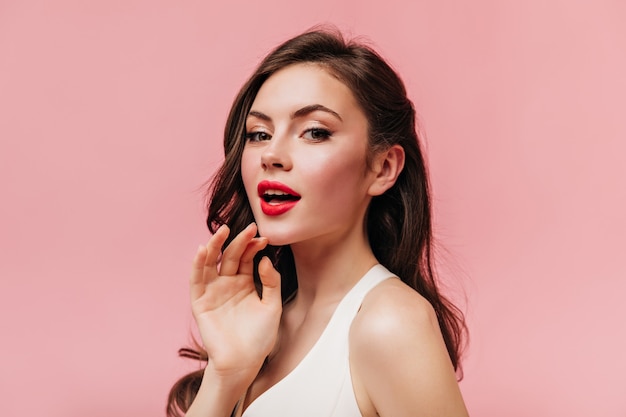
[1,1,625,416]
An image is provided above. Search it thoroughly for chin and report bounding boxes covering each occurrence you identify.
[266,238,291,247]
[256,224,298,247]
[260,232,294,247]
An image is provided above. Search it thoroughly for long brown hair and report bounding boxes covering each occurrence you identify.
[167,27,467,417]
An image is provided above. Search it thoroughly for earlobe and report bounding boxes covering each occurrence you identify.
[368,145,405,196]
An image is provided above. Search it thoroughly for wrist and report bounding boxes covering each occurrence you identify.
[202,360,260,395]
[184,365,255,417]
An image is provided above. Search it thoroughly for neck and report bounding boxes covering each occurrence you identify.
[287,226,378,309]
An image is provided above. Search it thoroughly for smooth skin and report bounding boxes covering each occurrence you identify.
[186,223,468,417]
[186,223,282,417]
[185,64,468,417]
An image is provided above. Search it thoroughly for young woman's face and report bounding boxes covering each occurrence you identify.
[241,63,377,247]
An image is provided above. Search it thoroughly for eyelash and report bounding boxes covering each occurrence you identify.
[244,131,271,142]
[244,128,333,142]
[302,128,332,141]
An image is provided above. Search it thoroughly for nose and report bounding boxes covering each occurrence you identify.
[260,134,292,171]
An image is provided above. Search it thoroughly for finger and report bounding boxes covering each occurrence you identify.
[189,225,229,301]
[238,237,269,276]
[258,256,282,307]
[190,244,208,301]
[219,223,258,276]
[204,224,230,273]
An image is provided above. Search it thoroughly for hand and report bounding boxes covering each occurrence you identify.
[190,223,282,385]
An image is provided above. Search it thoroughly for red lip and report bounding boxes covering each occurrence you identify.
[257,180,301,216]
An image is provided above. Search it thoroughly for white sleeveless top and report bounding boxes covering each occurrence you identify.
[240,264,396,417]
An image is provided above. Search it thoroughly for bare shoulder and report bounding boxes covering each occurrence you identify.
[349,278,468,417]
[352,278,440,339]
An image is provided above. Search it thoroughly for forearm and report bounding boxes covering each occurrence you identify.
[184,365,253,417]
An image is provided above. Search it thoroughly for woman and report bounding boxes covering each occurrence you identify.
[168,28,469,417]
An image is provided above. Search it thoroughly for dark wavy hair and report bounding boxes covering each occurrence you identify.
[167,27,467,417]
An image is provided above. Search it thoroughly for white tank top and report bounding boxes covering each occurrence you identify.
[239,264,396,417]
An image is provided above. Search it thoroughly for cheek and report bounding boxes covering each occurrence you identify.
[306,153,368,196]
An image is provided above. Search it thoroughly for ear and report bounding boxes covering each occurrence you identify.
[367,144,405,196]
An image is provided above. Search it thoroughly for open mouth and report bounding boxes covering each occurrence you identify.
[257,181,301,215]
[262,190,301,205]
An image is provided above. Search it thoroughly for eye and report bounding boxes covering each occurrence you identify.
[245,131,272,142]
[302,128,332,141]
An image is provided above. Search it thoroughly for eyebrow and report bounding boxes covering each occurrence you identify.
[293,104,343,121]
[247,104,343,122]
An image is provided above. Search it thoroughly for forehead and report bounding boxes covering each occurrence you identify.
[251,63,360,114]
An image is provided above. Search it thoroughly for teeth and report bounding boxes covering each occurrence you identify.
[261,188,300,204]
[264,189,290,196]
